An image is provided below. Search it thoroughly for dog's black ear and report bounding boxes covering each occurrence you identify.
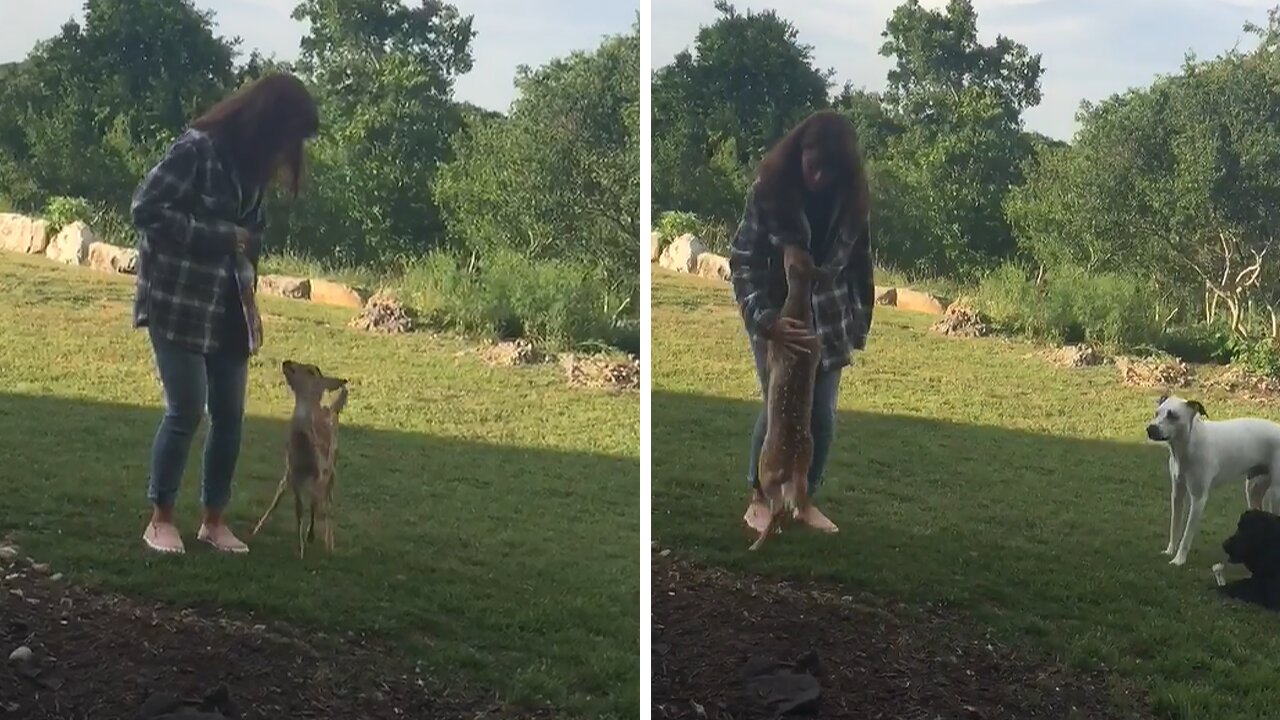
[1156,392,1169,407]
[1188,400,1208,418]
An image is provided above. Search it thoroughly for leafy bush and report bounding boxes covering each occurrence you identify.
[42,196,94,235]
[975,263,1161,350]
[1228,337,1280,378]
[655,211,702,240]
[396,250,622,351]
[1155,323,1233,365]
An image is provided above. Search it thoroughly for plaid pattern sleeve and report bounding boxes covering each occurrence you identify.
[130,135,240,259]
[729,181,876,370]
[729,183,784,337]
[131,129,260,356]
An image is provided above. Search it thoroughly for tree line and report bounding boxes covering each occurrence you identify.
[655,0,1280,367]
[0,0,640,349]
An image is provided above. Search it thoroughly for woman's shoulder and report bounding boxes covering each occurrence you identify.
[164,128,217,157]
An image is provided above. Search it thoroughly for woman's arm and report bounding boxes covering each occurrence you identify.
[130,137,239,259]
[730,186,786,336]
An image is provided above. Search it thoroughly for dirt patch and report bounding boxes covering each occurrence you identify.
[349,292,416,334]
[0,542,554,720]
[1046,343,1106,369]
[931,301,991,338]
[560,354,640,392]
[652,550,1146,720]
[1116,356,1192,389]
[1200,365,1280,401]
[480,339,548,367]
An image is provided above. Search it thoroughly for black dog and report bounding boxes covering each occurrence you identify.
[1219,509,1280,610]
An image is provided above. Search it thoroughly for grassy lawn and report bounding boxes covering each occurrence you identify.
[652,268,1280,720]
[0,253,639,719]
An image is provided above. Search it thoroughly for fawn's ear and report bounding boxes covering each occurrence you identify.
[324,376,348,391]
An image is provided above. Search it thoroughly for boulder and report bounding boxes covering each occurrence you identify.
[650,231,663,263]
[85,242,138,274]
[894,288,946,315]
[874,286,897,306]
[0,214,49,255]
[309,278,369,309]
[658,233,705,274]
[258,275,311,300]
[45,221,96,265]
[695,252,731,282]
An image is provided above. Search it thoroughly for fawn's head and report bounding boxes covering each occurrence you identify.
[282,360,347,405]
[781,244,826,288]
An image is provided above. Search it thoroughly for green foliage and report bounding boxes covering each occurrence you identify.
[397,250,619,350]
[652,1,828,225]
[42,196,93,235]
[0,0,237,212]
[655,211,703,240]
[975,263,1161,350]
[1008,11,1280,339]
[1228,337,1280,378]
[436,26,639,305]
[274,0,476,266]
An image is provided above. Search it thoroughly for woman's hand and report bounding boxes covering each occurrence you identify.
[768,317,817,356]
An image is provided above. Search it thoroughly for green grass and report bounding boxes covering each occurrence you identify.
[652,268,1280,720]
[0,253,639,719]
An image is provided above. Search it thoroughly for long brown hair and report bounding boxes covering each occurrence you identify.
[190,73,319,196]
[752,110,870,238]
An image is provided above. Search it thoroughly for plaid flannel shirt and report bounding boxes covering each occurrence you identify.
[131,128,265,356]
[729,180,876,371]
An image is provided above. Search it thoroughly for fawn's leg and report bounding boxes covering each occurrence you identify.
[252,474,290,536]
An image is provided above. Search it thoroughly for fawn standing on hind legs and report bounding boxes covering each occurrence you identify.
[745,244,840,551]
[252,360,348,558]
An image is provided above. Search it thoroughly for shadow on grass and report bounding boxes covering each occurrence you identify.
[0,392,639,720]
[652,389,1280,720]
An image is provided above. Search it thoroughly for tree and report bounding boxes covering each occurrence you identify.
[277,0,476,264]
[0,0,238,211]
[436,26,640,311]
[1007,10,1280,338]
[652,1,830,224]
[870,0,1044,277]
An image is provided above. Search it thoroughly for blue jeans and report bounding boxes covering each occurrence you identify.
[147,328,249,511]
[745,337,843,496]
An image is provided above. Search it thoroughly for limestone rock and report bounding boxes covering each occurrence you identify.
[874,286,897,306]
[46,221,96,265]
[258,275,311,300]
[0,214,49,254]
[695,252,731,282]
[310,279,369,309]
[894,288,946,315]
[658,233,705,274]
[86,242,138,274]
[650,231,663,263]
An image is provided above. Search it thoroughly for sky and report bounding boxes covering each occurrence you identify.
[0,0,638,114]
[653,0,1276,140]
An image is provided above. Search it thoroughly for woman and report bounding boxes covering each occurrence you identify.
[728,109,875,503]
[131,73,319,554]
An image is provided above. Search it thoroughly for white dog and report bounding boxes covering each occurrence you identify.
[1147,393,1280,566]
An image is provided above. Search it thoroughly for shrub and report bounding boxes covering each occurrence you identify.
[975,263,1162,350]
[1155,323,1233,365]
[655,211,702,240]
[396,250,622,351]
[42,196,94,235]
[1229,336,1280,378]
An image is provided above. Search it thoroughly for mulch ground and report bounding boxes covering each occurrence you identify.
[0,544,556,720]
[652,549,1149,720]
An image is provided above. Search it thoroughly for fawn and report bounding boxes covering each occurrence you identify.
[252,360,348,558]
[744,244,839,551]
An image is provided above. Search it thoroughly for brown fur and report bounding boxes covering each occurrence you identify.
[745,245,839,550]
[251,360,348,558]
